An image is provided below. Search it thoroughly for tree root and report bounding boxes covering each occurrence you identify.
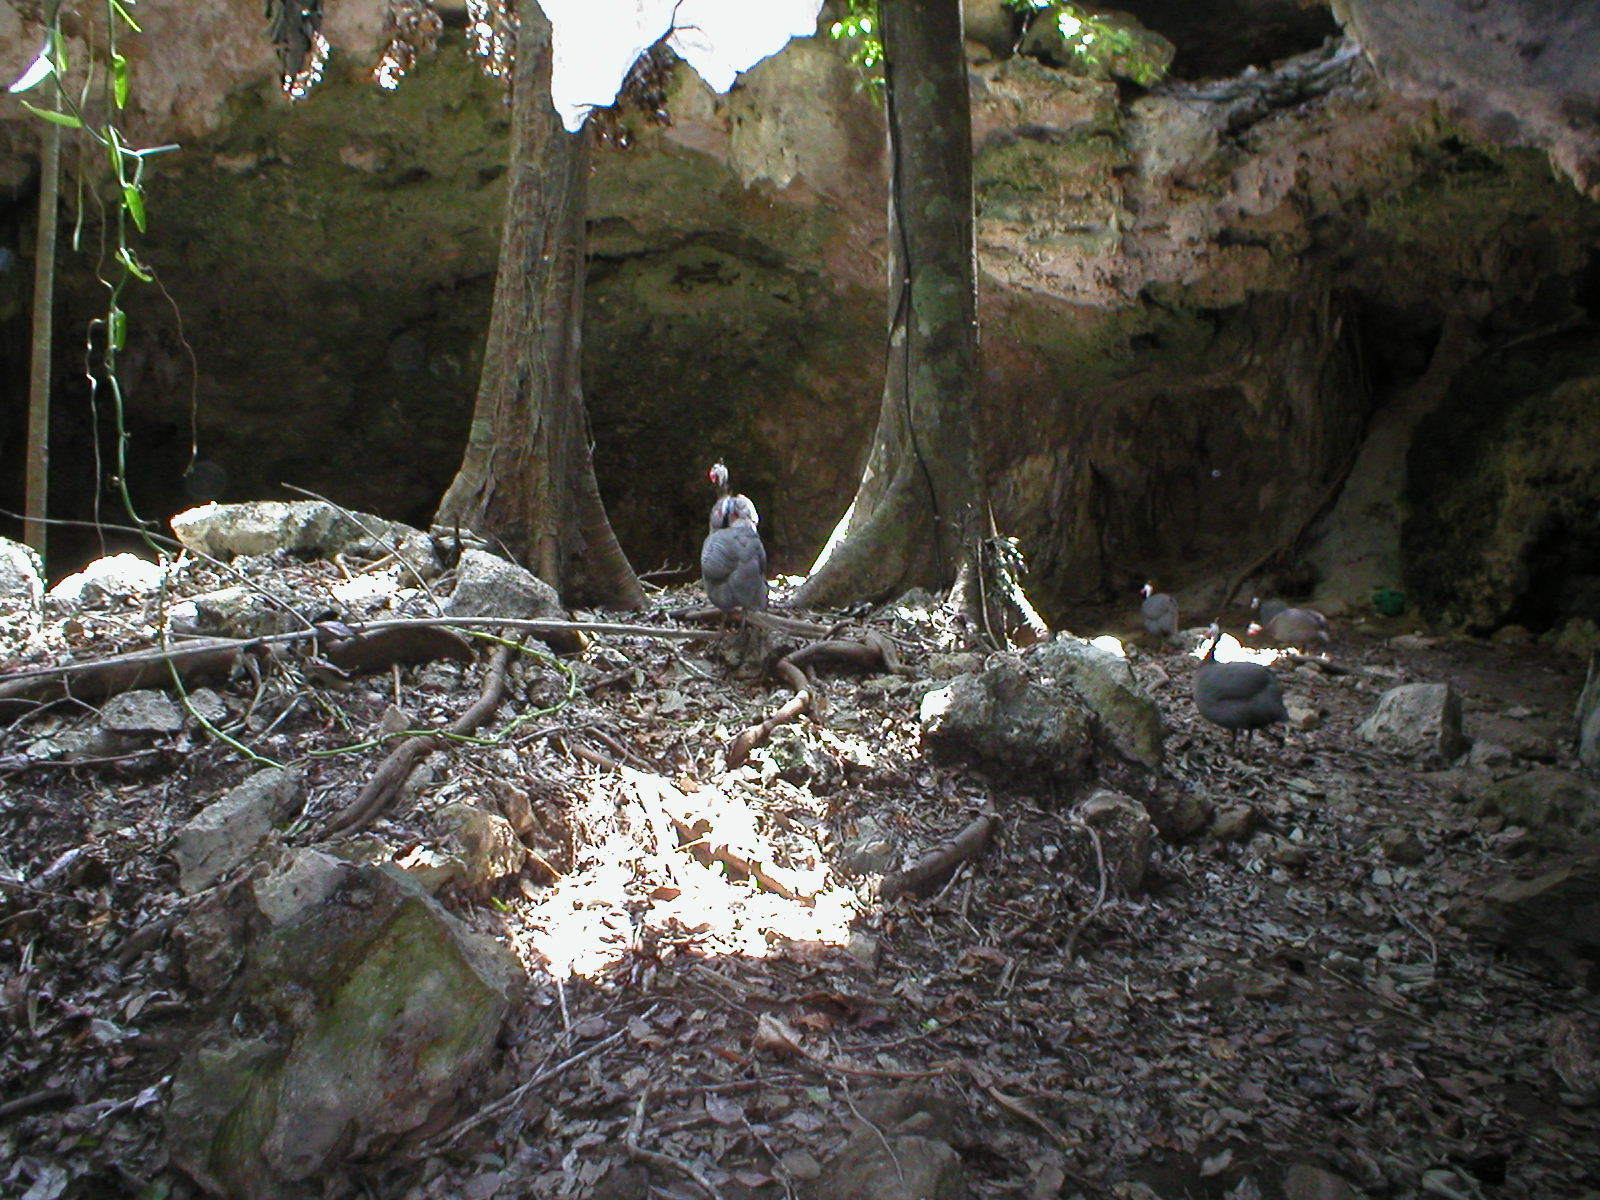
[321,642,516,836]
[880,810,998,901]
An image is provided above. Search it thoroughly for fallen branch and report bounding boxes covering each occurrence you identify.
[320,642,516,836]
[880,811,998,901]
[725,659,813,768]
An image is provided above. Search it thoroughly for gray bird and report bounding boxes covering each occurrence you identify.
[1248,606,1330,650]
[1193,623,1288,745]
[1141,582,1179,641]
[702,462,768,616]
[707,461,759,530]
[1249,596,1288,623]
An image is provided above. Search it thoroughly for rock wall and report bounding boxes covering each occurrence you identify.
[0,2,1597,628]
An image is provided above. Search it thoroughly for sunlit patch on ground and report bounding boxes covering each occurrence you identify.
[1191,629,1286,666]
[514,764,862,979]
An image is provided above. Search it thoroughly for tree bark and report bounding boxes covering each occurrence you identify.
[24,121,60,559]
[793,0,984,610]
[434,7,644,609]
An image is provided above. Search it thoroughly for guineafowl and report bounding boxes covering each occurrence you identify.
[702,462,768,617]
[1141,582,1179,642]
[1250,596,1288,623]
[1193,623,1288,745]
[1247,606,1331,650]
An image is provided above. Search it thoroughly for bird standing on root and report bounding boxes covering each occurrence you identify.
[702,462,768,620]
[1247,606,1331,651]
[1193,622,1288,745]
[1141,582,1179,642]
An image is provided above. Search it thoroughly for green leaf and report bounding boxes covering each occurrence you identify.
[115,247,153,282]
[110,0,143,32]
[109,306,127,350]
[19,100,82,128]
[113,53,129,108]
[122,184,147,232]
[51,26,68,74]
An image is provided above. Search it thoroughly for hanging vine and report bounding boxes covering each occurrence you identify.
[9,0,179,554]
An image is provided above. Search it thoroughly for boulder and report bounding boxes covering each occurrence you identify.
[1027,637,1166,769]
[1356,682,1468,762]
[919,654,1094,783]
[1450,850,1600,986]
[444,548,579,652]
[167,850,522,1198]
[48,553,166,606]
[1462,767,1600,840]
[171,500,442,578]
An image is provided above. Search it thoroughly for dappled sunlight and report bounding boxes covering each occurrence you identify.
[1192,628,1285,666]
[514,764,862,980]
[1089,633,1127,658]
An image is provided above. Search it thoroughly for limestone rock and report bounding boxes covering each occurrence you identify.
[0,534,44,653]
[171,500,441,578]
[1356,682,1468,762]
[1283,1162,1362,1200]
[99,690,185,736]
[168,850,522,1198]
[444,549,578,651]
[1070,789,1153,894]
[48,553,166,606]
[173,767,306,893]
[1462,767,1600,840]
[1027,636,1166,769]
[920,654,1094,783]
[1579,654,1600,771]
[1450,850,1600,986]
[436,802,528,889]
[820,1088,966,1200]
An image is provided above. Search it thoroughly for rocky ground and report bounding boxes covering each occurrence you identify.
[1,528,1597,1200]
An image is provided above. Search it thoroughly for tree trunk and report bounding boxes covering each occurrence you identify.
[434,7,644,609]
[24,121,60,559]
[792,0,984,610]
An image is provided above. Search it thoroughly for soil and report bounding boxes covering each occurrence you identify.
[1,553,1597,1200]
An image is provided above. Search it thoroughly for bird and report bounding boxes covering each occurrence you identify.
[1140,582,1179,642]
[702,462,768,618]
[1193,623,1288,745]
[707,461,759,531]
[1247,606,1331,650]
[1249,595,1288,623]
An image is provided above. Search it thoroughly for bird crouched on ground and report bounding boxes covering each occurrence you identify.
[702,462,768,617]
[1248,606,1331,650]
[1141,582,1179,642]
[1193,623,1288,745]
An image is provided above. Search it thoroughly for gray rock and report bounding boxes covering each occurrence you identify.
[1462,767,1600,840]
[99,690,185,736]
[1027,636,1166,769]
[920,654,1094,782]
[47,553,165,606]
[1579,654,1600,771]
[445,548,561,619]
[1211,804,1258,842]
[173,767,306,893]
[167,585,305,639]
[1146,789,1213,843]
[1379,827,1427,865]
[168,850,522,1198]
[1450,850,1600,985]
[171,499,441,578]
[1356,682,1468,762]
[1283,1163,1362,1200]
[820,1088,966,1200]
[0,534,44,652]
[1070,789,1153,894]
[435,802,528,889]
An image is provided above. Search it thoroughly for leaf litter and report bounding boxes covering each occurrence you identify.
[0,549,1596,1199]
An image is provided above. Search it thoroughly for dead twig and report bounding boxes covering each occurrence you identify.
[625,1091,729,1200]
[321,642,516,836]
[415,1026,630,1156]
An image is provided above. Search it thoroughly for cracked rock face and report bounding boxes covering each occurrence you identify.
[1334,0,1600,197]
